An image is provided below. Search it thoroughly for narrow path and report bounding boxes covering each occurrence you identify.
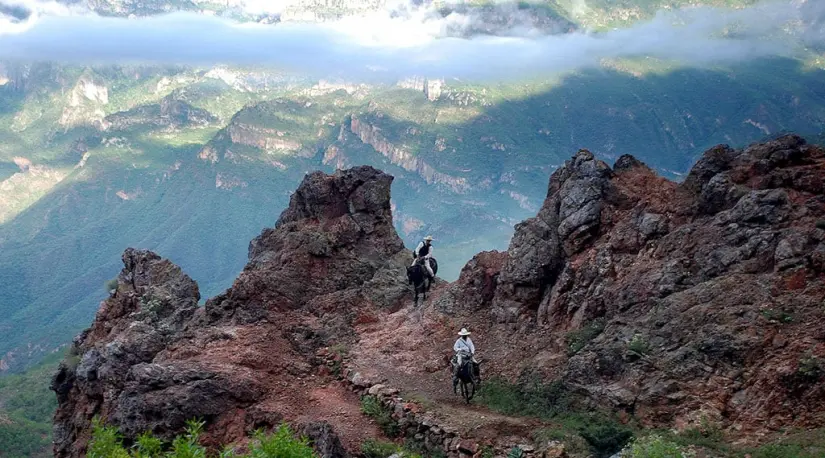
[349,301,545,443]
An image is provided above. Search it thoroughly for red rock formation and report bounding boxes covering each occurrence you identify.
[51,166,409,457]
[52,136,825,456]
[441,134,825,435]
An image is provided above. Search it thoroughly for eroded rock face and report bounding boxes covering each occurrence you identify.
[206,166,409,323]
[51,166,408,457]
[51,249,203,457]
[453,135,825,435]
[490,149,614,322]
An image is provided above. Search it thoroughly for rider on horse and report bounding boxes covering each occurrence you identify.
[452,328,478,387]
[412,235,435,279]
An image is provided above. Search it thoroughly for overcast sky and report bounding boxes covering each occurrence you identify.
[0,0,823,81]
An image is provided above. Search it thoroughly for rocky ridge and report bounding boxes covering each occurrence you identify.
[52,136,825,456]
[435,134,825,435]
[51,166,410,457]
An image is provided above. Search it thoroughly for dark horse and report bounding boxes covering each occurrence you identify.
[453,357,481,404]
[406,257,438,304]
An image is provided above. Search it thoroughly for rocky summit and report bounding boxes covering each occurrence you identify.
[52,136,825,456]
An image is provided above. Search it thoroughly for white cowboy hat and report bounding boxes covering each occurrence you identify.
[424,235,433,241]
[458,328,471,336]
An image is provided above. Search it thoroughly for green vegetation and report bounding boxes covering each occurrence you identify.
[328,344,349,378]
[88,417,317,458]
[360,395,399,438]
[625,434,691,458]
[628,333,652,356]
[361,439,403,458]
[0,352,61,458]
[797,353,823,381]
[760,308,794,324]
[565,318,605,355]
[476,376,632,457]
[359,438,429,458]
[105,277,119,292]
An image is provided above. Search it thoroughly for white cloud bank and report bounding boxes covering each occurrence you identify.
[0,0,823,81]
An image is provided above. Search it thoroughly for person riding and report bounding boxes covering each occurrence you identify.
[412,235,435,279]
[452,327,477,387]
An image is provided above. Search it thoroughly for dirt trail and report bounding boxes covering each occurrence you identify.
[348,298,545,443]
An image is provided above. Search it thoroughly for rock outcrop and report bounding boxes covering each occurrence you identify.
[104,96,217,131]
[52,137,825,455]
[443,134,825,435]
[51,166,410,457]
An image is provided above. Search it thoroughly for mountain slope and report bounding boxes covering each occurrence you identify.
[50,137,825,458]
[1,57,825,373]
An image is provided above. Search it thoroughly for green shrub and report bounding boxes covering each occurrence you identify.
[760,309,793,324]
[476,376,570,420]
[248,423,316,458]
[575,415,634,457]
[361,439,401,458]
[533,428,590,457]
[88,418,129,458]
[626,434,690,458]
[360,395,399,437]
[104,278,119,293]
[507,446,525,458]
[477,377,631,457]
[565,319,606,356]
[167,419,208,458]
[628,334,651,356]
[87,418,318,458]
[797,354,823,381]
[133,431,163,457]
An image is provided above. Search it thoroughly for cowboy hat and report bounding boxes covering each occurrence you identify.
[424,235,433,241]
[458,328,471,336]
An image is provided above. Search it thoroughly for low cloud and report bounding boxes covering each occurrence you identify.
[0,0,823,81]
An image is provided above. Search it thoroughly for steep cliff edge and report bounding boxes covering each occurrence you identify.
[51,137,825,456]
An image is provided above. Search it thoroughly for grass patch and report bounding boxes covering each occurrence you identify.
[360,395,399,438]
[476,376,632,457]
[745,429,825,458]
